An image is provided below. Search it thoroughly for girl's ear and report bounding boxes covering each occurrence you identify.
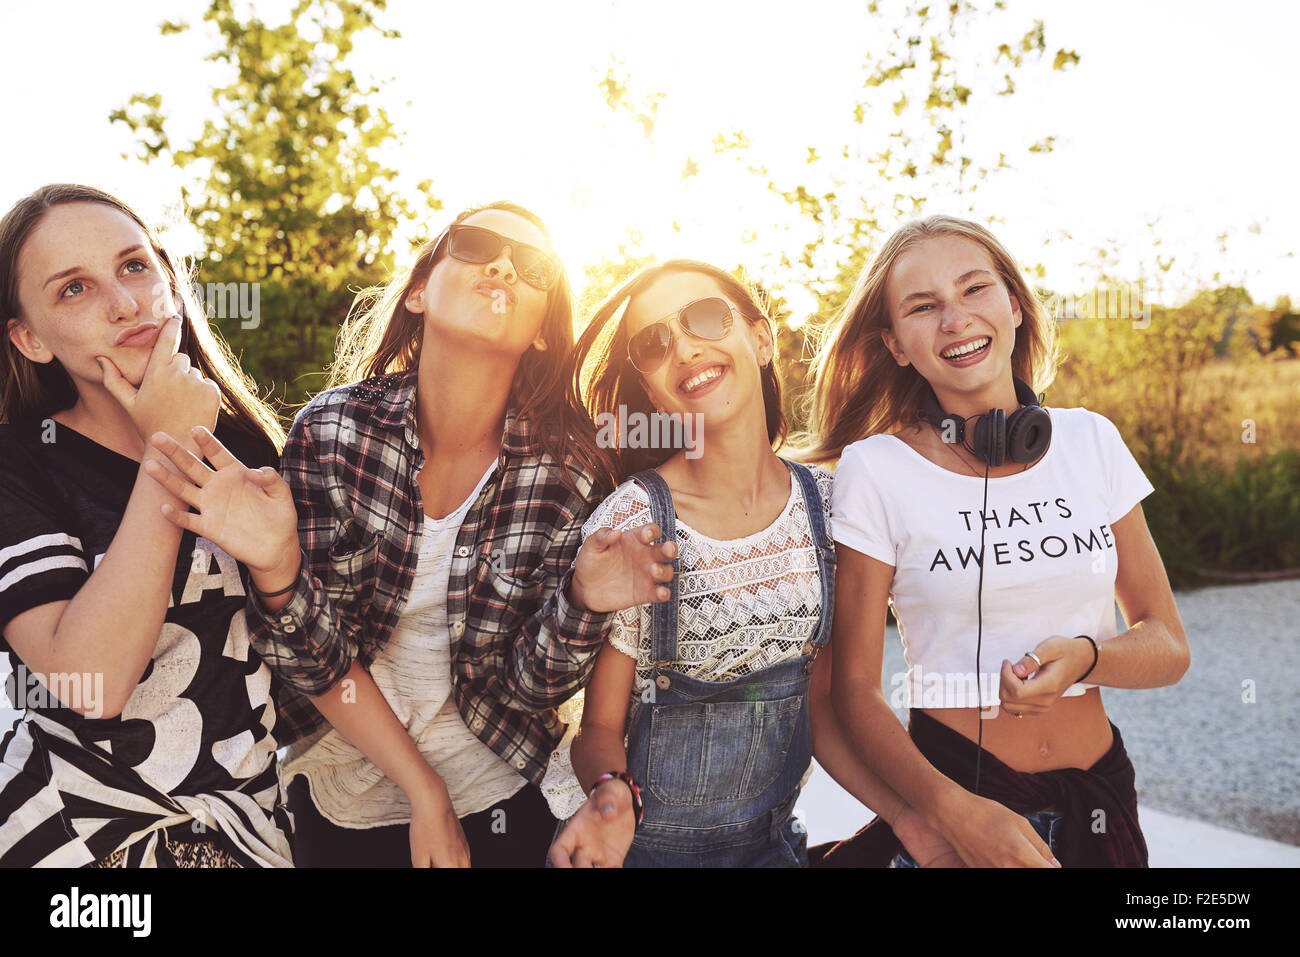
[531,333,548,352]
[753,316,775,367]
[7,318,54,364]
[405,280,428,315]
[881,327,911,368]
[1009,290,1023,328]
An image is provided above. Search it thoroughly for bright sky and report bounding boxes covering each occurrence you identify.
[2,0,1296,324]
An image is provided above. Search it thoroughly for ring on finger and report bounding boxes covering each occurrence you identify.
[1025,652,1042,670]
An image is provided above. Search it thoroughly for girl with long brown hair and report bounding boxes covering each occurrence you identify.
[543,260,959,867]
[0,183,291,866]
[806,216,1188,867]
[143,200,673,866]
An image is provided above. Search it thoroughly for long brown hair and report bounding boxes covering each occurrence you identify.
[803,215,1058,464]
[0,183,285,450]
[573,260,786,481]
[330,200,609,492]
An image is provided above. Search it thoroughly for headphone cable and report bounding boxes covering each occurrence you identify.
[975,456,990,796]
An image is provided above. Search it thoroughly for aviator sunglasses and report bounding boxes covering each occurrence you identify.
[626,296,737,375]
[445,223,560,291]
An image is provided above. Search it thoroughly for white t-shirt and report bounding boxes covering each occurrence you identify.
[831,407,1154,709]
[287,462,528,827]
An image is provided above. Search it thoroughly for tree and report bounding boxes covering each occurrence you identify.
[111,0,439,411]
[591,2,1080,433]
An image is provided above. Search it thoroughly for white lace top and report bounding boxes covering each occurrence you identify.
[539,465,834,820]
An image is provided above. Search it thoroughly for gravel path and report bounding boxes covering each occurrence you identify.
[871,578,1300,846]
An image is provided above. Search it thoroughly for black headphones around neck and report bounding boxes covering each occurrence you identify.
[920,377,1052,467]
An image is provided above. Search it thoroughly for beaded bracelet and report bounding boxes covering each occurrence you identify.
[592,771,644,825]
[1074,634,1099,683]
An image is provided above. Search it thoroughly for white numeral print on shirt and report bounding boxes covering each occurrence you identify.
[118,623,204,793]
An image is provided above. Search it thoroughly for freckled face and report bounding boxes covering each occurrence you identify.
[10,202,177,388]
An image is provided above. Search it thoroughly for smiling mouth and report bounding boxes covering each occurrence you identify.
[679,364,726,395]
[941,337,991,361]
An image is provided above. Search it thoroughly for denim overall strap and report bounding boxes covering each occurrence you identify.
[618,462,834,866]
[628,470,680,678]
[781,460,837,672]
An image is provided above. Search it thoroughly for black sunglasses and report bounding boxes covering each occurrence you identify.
[443,223,559,291]
[626,297,737,375]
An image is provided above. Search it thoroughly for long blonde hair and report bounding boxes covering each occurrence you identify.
[803,215,1058,464]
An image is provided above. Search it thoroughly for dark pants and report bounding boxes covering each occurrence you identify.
[287,776,556,867]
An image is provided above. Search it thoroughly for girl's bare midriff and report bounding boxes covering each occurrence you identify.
[921,687,1114,779]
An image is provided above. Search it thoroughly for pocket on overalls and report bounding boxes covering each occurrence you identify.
[645,694,804,807]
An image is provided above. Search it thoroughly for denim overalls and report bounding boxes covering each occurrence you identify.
[620,460,835,868]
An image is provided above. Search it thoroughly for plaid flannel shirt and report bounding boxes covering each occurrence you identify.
[246,370,615,786]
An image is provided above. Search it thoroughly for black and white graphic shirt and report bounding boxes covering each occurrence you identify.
[0,418,292,867]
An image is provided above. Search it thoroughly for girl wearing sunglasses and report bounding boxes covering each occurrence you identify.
[0,184,292,866]
[140,200,673,867]
[804,217,1187,867]
[543,260,958,867]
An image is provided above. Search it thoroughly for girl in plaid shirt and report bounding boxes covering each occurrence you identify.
[145,202,675,866]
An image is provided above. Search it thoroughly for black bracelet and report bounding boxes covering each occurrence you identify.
[1074,634,1099,683]
[249,553,303,598]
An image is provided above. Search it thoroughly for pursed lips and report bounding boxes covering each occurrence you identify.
[475,280,515,305]
[114,323,159,347]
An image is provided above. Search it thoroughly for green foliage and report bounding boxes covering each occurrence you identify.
[589,2,1079,438]
[110,0,439,412]
[1142,450,1300,588]
[576,237,659,324]
[765,0,1081,307]
[1047,280,1300,585]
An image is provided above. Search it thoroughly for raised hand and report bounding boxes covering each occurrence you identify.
[548,779,636,868]
[143,426,299,578]
[97,314,219,447]
[569,523,678,613]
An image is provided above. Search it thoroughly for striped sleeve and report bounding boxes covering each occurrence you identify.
[0,436,88,632]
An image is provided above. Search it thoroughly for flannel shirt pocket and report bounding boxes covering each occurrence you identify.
[327,519,379,592]
[484,565,544,611]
